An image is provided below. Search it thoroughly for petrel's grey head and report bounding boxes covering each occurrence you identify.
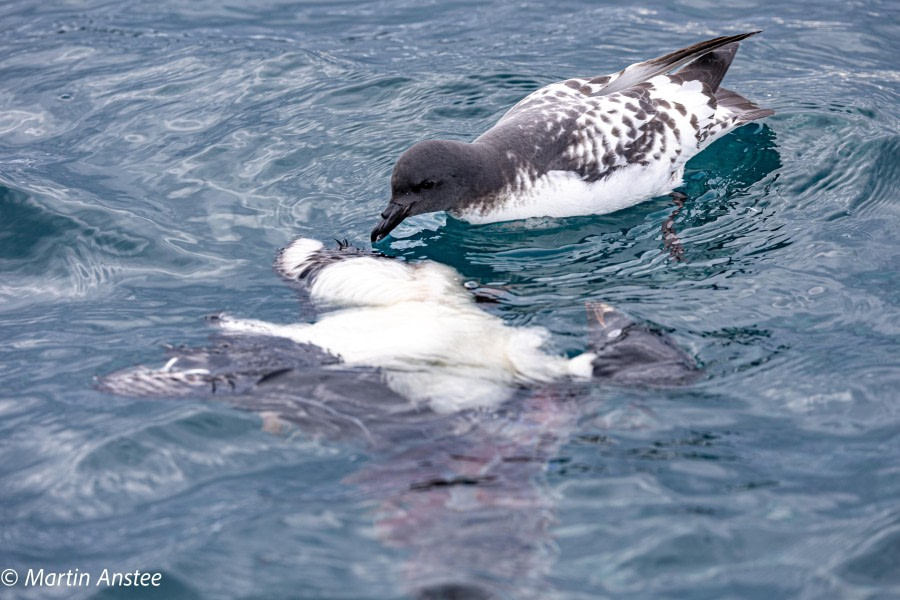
[371,140,476,243]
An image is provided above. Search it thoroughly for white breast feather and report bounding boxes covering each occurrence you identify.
[222,239,593,412]
[456,161,679,225]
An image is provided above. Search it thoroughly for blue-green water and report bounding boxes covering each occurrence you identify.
[2,1,899,598]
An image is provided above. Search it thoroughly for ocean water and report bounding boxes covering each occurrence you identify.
[1,0,899,598]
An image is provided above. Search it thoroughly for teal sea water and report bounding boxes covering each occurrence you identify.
[1,1,899,598]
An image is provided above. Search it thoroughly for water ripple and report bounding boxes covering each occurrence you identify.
[1,1,899,598]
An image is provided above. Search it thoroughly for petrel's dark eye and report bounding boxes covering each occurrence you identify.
[420,179,436,190]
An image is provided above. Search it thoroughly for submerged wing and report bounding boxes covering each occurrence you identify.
[96,334,341,398]
[95,333,438,445]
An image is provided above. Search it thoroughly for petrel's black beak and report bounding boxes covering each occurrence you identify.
[370,201,410,243]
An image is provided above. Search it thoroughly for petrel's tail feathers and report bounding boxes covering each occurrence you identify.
[715,87,775,122]
[673,42,740,92]
[598,31,761,97]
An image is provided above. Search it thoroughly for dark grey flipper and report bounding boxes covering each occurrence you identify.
[586,302,698,385]
[95,334,340,398]
[96,334,442,445]
[597,31,761,97]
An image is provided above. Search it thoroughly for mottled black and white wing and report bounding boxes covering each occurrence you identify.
[489,32,773,183]
[497,31,762,125]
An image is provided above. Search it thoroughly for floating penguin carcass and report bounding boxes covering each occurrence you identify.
[99,238,696,416]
